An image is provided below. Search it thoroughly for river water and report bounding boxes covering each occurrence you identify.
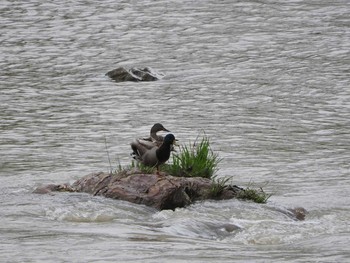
[1,0,349,262]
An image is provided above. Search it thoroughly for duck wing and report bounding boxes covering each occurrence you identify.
[141,136,153,141]
[137,138,156,149]
[142,135,164,147]
[131,138,156,160]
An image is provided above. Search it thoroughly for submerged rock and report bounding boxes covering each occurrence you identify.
[288,207,308,221]
[106,67,164,82]
[34,171,242,210]
[33,183,74,194]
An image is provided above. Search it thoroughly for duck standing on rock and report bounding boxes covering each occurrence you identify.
[131,133,177,174]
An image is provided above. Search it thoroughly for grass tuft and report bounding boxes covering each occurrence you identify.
[236,185,271,203]
[165,136,221,179]
[210,176,231,197]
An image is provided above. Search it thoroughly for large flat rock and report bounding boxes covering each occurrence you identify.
[34,171,241,210]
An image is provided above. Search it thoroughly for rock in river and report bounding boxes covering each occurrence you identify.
[106,67,164,82]
[34,170,242,210]
[34,170,307,220]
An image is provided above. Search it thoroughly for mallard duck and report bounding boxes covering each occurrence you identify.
[142,123,170,146]
[131,133,176,173]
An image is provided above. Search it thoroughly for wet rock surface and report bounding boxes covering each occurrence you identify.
[34,171,242,210]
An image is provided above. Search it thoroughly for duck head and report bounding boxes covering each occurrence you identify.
[151,123,170,133]
[163,133,176,145]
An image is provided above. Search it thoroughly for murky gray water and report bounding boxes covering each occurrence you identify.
[1,0,349,262]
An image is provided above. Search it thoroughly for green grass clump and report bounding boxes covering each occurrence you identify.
[236,186,271,204]
[210,176,230,197]
[165,136,221,179]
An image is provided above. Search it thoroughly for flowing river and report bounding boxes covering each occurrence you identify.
[1,0,349,262]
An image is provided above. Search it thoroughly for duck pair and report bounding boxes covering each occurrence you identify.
[131,123,177,173]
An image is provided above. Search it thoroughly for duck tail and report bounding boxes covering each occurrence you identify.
[130,139,145,160]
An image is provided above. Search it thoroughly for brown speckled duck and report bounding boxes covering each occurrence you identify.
[143,123,170,146]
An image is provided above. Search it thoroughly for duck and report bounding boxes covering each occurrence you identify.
[142,123,170,146]
[131,133,176,173]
